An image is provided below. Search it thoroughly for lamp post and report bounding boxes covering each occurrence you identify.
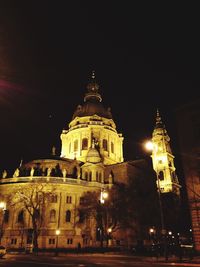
[100,190,108,204]
[145,141,167,260]
[55,229,60,256]
[0,202,6,245]
[99,189,108,248]
[107,227,112,246]
[149,227,156,248]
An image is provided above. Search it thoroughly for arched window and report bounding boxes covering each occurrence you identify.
[74,140,78,152]
[89,172,92,181]
[103,139,108,151]
[99,173,102,183]
[17,210,24,223]
[4,210,9,223]
[50,209,56,222]
[72,166,77,177]
[82,138,88,150]
[85,172,88,180]
[158,171,164,181]
[96,171,98,181]
[66,210,71,222]
[111,142,114,153]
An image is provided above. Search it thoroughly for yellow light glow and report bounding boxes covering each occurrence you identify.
[145,141,153,151]
[149,228,154,234]
[56,229,60,235]
[0,202,6,210]
[100,190,109,204]
[102,191,108,199]
[107,228,112,233]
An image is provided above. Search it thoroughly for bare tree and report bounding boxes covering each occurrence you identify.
[78,180,159,247]
[7,181,55,251]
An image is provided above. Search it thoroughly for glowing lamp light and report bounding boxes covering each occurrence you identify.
[56,229,60,235]
[100,190,108,204]
[107,228,112,233]
[102,191,108,199]
[0,202,6,210]
[149,228,154,234]
[145,141,153,151]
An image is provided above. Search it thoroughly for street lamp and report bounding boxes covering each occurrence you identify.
[149,227,156,245]
[0,202,6,245]
[99,189,109,248]
[55,229,60,256]
[107,228,112,246]
[107,228,112,233]
[144,141,167,259]
[100,190,108,204]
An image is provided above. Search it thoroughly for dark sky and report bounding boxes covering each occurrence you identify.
[0,2,200,174]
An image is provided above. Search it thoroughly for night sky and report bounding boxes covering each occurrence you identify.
[0,2,200,177]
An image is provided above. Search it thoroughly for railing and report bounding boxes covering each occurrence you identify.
[0,176,102,188]
[63,123,117,133]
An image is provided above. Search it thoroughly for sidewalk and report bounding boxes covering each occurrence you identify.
[125,254,200,264]
[145,255,200,264]
[6,251,200,264]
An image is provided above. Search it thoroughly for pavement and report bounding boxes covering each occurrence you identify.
[6,251,200,264]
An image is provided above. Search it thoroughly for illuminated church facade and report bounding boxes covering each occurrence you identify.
[0,72,180,250]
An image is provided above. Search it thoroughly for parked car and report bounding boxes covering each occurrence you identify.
[0,246,6,258]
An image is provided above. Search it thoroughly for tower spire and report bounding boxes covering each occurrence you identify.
[91,70,95,79]
[151,109,181,196]
[156,108,161,122]
[155,108,164,129]
[84,70,102,102]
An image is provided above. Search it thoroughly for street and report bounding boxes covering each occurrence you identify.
[0,253,200,267]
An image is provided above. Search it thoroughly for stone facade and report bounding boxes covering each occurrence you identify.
[0,72,181,251]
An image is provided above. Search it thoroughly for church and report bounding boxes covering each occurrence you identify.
[0,72,180,251]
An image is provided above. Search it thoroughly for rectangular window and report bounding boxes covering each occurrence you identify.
[11,238,17,245]
[74,140,78,152]
[49,238,55,244]
[103,139,108,151]
[4,210,9,223]
[82,138,88,150]
[67,238,73,244]
[111,142,114,153]
[66,195,72,204]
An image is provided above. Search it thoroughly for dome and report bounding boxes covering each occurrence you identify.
[72,71,113,120]
[86,141,102,163]
[72,101,112,120]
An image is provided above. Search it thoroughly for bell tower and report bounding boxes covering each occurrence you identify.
[151,109,181,196]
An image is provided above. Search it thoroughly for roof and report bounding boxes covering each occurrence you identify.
[72,100,113,120]
[72,71,113,120]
